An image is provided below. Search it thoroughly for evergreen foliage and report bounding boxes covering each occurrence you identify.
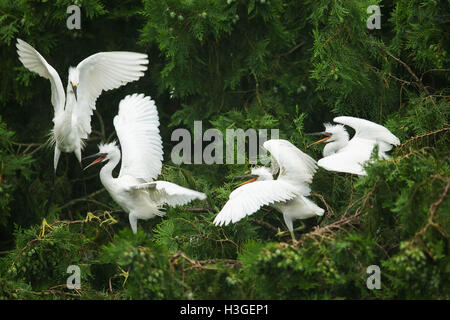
[0,0,448,299]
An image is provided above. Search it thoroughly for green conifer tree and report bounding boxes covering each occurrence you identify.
[0,0,448,299]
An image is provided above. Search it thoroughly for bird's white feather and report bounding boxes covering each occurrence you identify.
[133,181,206,206]
[16,39,65,114]
[317,138,375,175]
[333,116,400,146]
[213,180,301,226]
[317,116,401,175]
[274,195,324,231]
[263,139,317,194]
[114,94,163,181]
[76,52,149,139]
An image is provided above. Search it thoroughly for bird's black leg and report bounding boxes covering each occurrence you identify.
[45,170,56,216]
[46,148,61,216]
[80,162,90,213]
[75,149,90,213]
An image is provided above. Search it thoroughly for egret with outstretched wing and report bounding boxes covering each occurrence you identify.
[213,139,324,240]
[16,38,149,171]
[308,116,400,175]
[83,94,206,233]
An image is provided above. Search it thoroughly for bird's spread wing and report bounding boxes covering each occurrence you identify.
[333,116,400,146]
[213,180,301,226]
[114,94,163,181]
[76,51,149,139]
[317,138,374,175]
[131,181,206,206]
[263,139,317,194]
[16,39,65,114]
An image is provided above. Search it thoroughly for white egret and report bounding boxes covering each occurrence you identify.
[16,38,149,171]
[213,139,324,240]
[308,116,400,175]
[83,94,206,234]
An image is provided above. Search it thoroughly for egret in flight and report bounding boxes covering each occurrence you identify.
[83,94,206,234]
[213,139,324,240]
[308,116,400,175]
[16,38,149,171]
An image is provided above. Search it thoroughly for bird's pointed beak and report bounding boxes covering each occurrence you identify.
[306,132,331,147]
[234,174,257,179]
[309,135,331,147]
[82,153,106,171]
[305,131,327,136]
[71,83,78,101]
[234,174,258,188]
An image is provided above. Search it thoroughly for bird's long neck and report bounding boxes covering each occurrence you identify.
[99,153,121,189]
[323,137,349,157]
[63,84,77,126]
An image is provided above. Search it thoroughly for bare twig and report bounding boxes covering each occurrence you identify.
[400,175,449,260]
[278,41,305,57]
[58,188,108,210]
[253,219,279,233]
[420,68,450,82]
[311,192,334,218]
[298,180,379,245]
[376,45,431,96]
[399,127,449,151]
[170,251,242,271]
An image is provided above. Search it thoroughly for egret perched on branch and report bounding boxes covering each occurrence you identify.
[213,139,324,240]
[16,38,149,171]
[308,116,400,176]
[83,94,206,234]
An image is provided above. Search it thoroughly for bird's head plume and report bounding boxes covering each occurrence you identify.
[307,123,349,147]
[82,141,120,171]
[323,123,349,142]
[98,141,120,158]
[68,67,79,100]
[250,166,274,181]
